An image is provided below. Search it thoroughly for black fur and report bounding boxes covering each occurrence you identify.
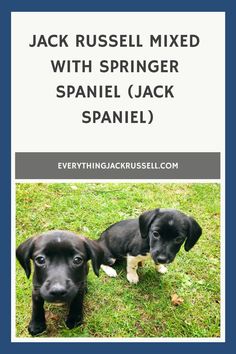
[98,209,202,266]
[16,230,104,335]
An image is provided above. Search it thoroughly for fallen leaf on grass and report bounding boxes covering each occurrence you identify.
[171,293,184,306]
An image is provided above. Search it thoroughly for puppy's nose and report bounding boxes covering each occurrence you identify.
[157,255,168,264]
[49,283,67,297]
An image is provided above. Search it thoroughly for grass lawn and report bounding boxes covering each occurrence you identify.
[15,183,221,338]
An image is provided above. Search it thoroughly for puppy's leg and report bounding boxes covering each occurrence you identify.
[156,263,168,274]
[66,290,85,329]
[101,265,117,277]
[127,255,140,284]
[101,257,117,277]
[28,290,46,336]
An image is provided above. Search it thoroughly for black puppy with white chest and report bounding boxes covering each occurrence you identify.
[98,209,202,283]
[16,230,104,335]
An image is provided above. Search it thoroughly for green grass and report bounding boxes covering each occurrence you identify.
[15,183,221,338]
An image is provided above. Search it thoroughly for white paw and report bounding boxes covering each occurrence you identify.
[127,272,139,284]
[101,265,117,277]
[156,264,168,274]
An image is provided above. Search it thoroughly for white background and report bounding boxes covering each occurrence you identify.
[12,12,225,153]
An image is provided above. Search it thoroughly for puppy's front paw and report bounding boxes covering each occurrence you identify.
[127,272,139,284]
[65,316,83,329]
[156,264,168,274]
[28,321,46,336]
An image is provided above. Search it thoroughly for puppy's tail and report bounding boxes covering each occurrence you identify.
[96,238,117,277]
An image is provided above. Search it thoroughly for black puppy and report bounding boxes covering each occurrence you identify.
[16,230,104,335]
[97,209,202,284]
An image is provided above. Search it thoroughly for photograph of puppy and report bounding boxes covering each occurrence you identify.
[15,183,220,338]
[98,208,202,284]
[16,230,104,336]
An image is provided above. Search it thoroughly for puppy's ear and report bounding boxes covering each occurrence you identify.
[184,217,202,251]
[139,208,160,238]
[16,237,35,278]
[84,238,104,277]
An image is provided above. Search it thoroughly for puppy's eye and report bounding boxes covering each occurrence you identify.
[153,231,160,238]
[73,256,83,265]
[175,236,184,244]
[35,256,46,265]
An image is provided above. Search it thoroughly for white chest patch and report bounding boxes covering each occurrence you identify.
[126,254,150,270]
[127,253,150,263]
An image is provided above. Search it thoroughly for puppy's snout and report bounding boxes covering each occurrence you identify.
[156,255,168,264]
[49,283,67,298]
